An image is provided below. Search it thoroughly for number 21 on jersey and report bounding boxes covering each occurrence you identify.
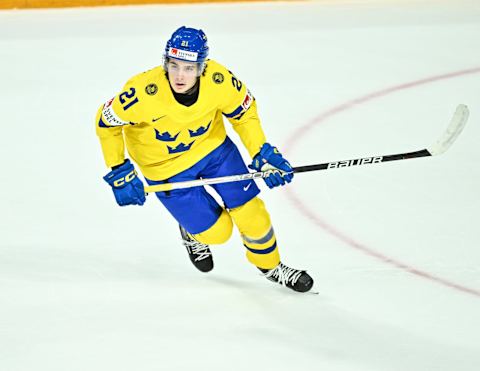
[119,88,139,111]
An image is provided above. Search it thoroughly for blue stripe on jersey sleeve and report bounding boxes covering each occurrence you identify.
[223,105,244,119]
[98,117,109,128]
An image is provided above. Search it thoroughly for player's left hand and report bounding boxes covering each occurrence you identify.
[249,143,294,189]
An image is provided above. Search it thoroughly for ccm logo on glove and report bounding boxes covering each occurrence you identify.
[113,169,138,187]
[103,159,146,206]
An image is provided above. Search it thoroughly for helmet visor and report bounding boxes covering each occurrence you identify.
[165,58,203,77]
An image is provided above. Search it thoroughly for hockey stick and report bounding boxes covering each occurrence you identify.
[144,104,469,193]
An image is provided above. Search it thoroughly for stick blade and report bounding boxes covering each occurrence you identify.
[428,104,469,156]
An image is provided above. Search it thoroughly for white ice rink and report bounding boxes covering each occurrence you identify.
[1,0,479,370]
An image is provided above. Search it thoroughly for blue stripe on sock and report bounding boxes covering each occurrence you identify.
[244,241,277,255]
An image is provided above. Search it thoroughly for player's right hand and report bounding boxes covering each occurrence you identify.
[103,159,146,206]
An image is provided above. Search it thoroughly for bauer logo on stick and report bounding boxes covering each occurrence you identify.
[327,157,383,169]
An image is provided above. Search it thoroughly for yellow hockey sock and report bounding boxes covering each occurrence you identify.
[229,197,280,269]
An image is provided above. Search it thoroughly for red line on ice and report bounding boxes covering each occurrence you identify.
[284,66,480,298]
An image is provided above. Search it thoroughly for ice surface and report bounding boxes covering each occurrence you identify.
[1,1,479,370]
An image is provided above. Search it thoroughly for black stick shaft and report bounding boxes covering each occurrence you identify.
[293,149,432,174]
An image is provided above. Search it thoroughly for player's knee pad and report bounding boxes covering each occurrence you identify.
[229,197,280,269]
[229,197,271,235]
[193,209,233,245]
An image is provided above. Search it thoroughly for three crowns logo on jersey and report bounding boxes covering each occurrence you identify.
[168,141,195,154]
[154,120,211,154]
[155,129,179,142]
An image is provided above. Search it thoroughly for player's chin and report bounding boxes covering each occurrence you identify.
[172,83,187,93]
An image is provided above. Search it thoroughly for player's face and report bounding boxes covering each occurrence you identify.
[167,59,199,93]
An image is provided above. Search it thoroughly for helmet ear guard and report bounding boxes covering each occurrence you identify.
[197,62,207,76]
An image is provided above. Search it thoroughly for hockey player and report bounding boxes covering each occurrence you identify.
[95,26,313,293]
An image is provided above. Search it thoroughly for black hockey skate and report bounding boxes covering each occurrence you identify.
[259,262,314,293]
[179,225,213,273]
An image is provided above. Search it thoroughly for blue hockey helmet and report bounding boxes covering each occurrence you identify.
[164,26,209,64]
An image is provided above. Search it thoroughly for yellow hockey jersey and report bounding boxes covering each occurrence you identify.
[95,59,267,180]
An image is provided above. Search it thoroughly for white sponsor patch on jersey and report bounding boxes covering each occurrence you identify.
[168,47,198,62]
[102,97,129,127]
[241,89,253,111]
